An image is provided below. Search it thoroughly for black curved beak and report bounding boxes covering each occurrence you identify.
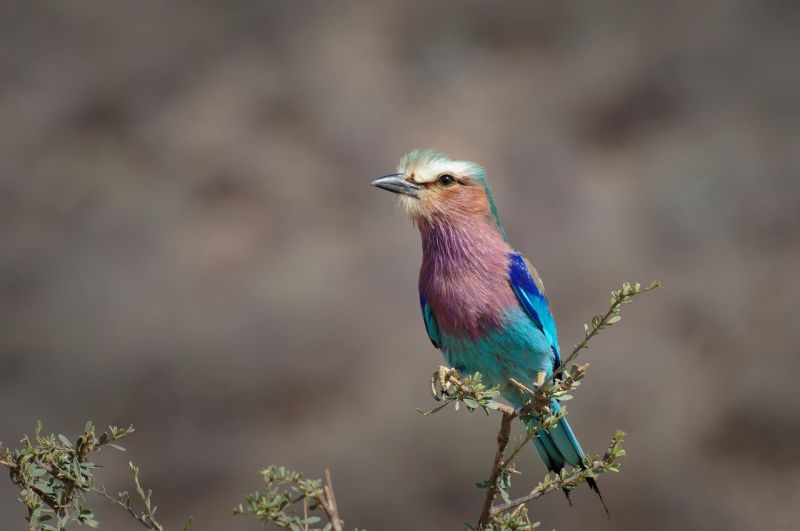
[371,173,421,198]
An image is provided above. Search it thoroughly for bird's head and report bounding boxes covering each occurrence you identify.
[371,149,507,239]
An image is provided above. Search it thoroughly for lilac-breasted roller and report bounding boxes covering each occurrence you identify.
[372,149,605,507]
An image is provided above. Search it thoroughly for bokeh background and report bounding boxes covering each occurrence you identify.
[2,1,799,529]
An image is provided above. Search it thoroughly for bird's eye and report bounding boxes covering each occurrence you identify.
[438,174,456,187]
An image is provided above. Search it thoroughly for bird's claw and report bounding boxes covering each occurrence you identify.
[430,365,459,401]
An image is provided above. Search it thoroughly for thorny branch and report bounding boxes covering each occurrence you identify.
[92,483,162,531]
[477,412,515,526]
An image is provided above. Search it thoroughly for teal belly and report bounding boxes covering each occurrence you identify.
[439,308,554,399]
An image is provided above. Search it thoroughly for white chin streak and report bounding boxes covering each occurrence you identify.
[397,195,430,222]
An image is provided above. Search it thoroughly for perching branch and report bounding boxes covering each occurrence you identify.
[477,412,515,526]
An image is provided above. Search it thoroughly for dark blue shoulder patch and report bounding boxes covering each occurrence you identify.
[507,252,562,369]
[508,253,545,331]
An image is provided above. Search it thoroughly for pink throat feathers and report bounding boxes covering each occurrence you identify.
[417,212,517,340]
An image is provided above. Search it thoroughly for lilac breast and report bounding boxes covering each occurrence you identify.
[418,216,517,341]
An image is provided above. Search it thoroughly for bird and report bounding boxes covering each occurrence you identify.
[371,149,606,509]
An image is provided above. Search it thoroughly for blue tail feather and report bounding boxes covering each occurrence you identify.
[524,400,609,514]
[526,400,586,469]
[551,412,586,466]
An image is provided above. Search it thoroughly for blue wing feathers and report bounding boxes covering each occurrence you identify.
[508,253,561,365]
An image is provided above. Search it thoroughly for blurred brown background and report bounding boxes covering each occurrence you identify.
[1,1,799,529]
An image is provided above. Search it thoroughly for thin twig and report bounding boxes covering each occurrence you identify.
[490,460,605,516]
[490,432,625,517]
[546,281,660,385]
[416,399,456,416]
[92,486,159,530]
[498,427,539,472]
[545,312,612,386]
[508,378,535,396]
[131,463,164,531]
[477,412,514,528]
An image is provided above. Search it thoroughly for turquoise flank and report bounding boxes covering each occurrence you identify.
[439,307,553,394]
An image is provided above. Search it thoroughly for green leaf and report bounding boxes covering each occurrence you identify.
[462,398,479,409]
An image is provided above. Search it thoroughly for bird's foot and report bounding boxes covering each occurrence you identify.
[430,365,460,401]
